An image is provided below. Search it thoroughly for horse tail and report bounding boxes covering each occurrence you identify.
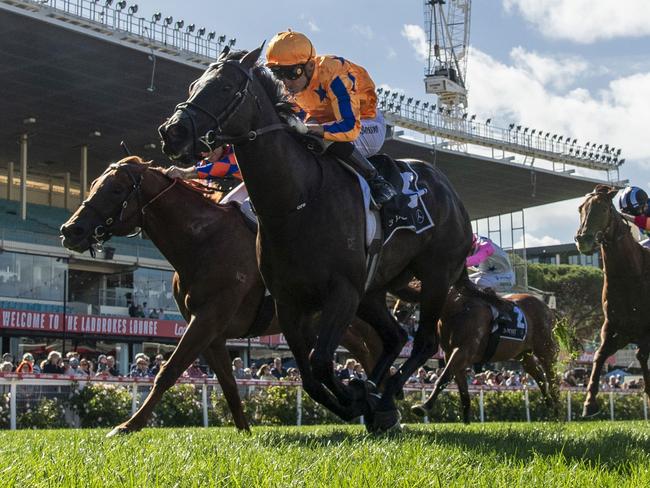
[453,267,510,310]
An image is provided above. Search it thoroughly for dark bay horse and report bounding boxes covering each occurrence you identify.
[409,282,559,423]
[158,46,474,431]
[60,157,382,434]
[575,184,650,417]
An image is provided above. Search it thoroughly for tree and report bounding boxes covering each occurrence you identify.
[527,264,603,340]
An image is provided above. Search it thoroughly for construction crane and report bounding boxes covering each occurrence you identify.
[423,0,472,115]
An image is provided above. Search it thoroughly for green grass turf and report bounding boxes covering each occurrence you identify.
[1,422,649,487]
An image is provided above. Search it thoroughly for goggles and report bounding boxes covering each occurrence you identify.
[270,64,306,81]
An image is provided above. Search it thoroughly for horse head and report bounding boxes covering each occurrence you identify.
[60,157,157,253]
[574,184,620,254]
[158,44,269,164]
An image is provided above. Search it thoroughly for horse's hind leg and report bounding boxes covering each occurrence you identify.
[412,347,467,418]
[455,370,472,424]
[278,303,361,421]
[107,309,221,436]
[355,292,408,391]
[534,330,561,416]
[377,269,450,429]
[202,340,250,432]
[308,280,362,407]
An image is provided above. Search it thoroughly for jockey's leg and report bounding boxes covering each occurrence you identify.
[220,182,248,204]
[327,111,397,206]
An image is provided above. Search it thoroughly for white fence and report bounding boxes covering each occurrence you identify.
[0,373,647,430]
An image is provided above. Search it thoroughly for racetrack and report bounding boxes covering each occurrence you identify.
[1,422,648,487]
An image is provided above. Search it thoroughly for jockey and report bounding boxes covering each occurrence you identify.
[618,186,650,247]
[466,234,515,293]
[265,30,398,206]
[164,145,248,203]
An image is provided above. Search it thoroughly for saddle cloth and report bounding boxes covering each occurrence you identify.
[480,304,528,364]
[495,305,528,342]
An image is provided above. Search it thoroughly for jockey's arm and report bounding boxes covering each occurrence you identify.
[317,75,362,142]
[633,214,650,231]
[466,239,495,267]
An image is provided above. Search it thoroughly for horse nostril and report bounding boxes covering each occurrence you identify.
[61,223,85,239]
[165,123,188,143]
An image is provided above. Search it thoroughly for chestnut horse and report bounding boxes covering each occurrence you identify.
[575,185,650,417]
[60,157,382,434]
[409,282,560,423]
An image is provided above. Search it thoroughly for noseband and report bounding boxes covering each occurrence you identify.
[171,60,288,152]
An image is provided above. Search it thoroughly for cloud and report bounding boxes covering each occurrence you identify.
[503,0,650,43]
[387,47,397,60]
[307,20,320,32]
[401,24,428,62]
[515,233,561,248]
[351,24,374,40]
[467,47,650,162]
[509,47,588,91]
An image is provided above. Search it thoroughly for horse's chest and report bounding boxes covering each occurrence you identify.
[606,293,648,332]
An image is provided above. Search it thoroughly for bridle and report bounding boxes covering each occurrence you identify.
[79,163,175,253]
[171,60,289,154]
[576,192,628,247]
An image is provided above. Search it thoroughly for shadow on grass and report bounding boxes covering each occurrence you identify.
[256,424,650,473]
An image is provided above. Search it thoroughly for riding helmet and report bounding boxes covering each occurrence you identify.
[266,30,315,67]
[618,186,648,215]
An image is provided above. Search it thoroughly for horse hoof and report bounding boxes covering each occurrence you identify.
[372,409,402,434]
[581,403,600,419]
[410,403,429,418]
[106,426,131,437]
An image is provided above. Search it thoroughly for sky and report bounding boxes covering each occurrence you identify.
[130,0,650,247]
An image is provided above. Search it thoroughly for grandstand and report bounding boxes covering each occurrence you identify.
[0,0,619,373]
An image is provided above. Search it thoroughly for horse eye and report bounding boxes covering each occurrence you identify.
[222,84,233,92]
[112,185,124,195]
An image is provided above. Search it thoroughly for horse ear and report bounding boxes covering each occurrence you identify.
[607,188,619,199]
[219,45,230,60]
[240,41,266,69]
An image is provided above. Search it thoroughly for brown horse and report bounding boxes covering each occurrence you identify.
[410,283,560,423]
[60,157,382,434]
[575,184,650,417]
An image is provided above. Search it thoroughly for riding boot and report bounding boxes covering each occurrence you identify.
[328,142,398,207]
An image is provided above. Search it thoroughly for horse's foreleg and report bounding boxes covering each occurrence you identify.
[412,347,466,417]
[636,343,650,407]
[202,341,250,432]
[277,303,361,421]
[582,326,622,418]
[308,280,361,407]
[107,308,221,436]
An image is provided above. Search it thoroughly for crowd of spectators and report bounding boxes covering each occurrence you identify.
[128,300,165,319]
[0,351,646,392]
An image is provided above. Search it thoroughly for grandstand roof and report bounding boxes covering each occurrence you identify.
[0,2,612,221]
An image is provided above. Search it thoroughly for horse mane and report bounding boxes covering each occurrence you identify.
[111,156,223,206]
[220,49,295,118]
